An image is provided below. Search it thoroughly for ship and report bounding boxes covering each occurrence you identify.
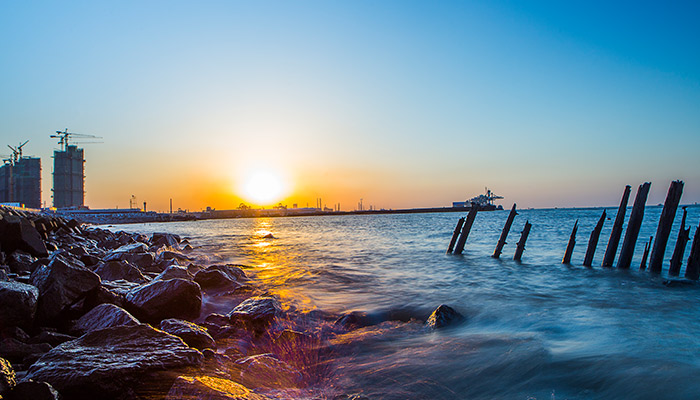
[452,188,504,211]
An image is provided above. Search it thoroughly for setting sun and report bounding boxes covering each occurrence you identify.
[239,169,289,205]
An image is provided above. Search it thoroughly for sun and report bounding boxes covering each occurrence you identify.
[239,169,289,205]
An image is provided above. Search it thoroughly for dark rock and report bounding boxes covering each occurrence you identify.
[103,243,149,262]
[79,254,101,267]
[153,265,192,281]
[69,246,87,258]
[227,296,280,332]
[29,331,76,347]
[83,284,123,309]
[334,311,375,330]
[125,278,202,322]
[0,357,16,396]
[94,261,148,283]
[194,269,240,290]
[160,250,191,263]
[0,281,39,328]
[165,375,269,400]
[119,252,155,268]
[159,319,216,350]
[1,327,31,343]
[72,303,139,335]
[30,255,101,325]
[0,338,52,363]
[204,313,230,326]
[8,380,60,400]
[151,232,181,248]
[25,324,203,399]
[236,354,302,389]
[0,216,48,258]
[0,267,8,281]
[425,304,465,329]
[7,251,36,274]
[101,280,140,297]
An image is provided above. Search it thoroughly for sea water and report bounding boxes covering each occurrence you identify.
[107,205,700,399]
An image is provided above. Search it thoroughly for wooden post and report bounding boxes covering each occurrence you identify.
[639,236,652,271]
[492,204,517,259]
[669,207,690,276]
[617,182,651,269]
[562,219,578,264]
[453,207,478,255]
[446,217,465,254]
[583,210,606,267]
[684,223,700,280]
[513,221,532,261]
[649,180,684,274]
[602,185,631,267]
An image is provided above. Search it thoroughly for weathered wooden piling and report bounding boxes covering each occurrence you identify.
[583,210,606,267]
[513,221,531,261]
[446,217,465,254]
[602,185,631,267]
[639,236,652,271]
[617,182,651,269]
[684,223,700,280]
[562,219,578,264]
[453,207,478,255]
[649,180,684,274]
[492,204,517,259]
[669,207,690,276]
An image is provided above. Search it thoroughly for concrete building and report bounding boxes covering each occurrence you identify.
[53,145,85,208]
[0,157,41,209]
[0,163,13,204]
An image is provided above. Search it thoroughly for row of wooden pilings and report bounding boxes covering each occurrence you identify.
[447,180,700,279]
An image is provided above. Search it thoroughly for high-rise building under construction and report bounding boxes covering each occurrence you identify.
[0,141,42,209]
[53,145,84,208]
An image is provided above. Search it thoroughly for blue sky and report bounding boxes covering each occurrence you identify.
[1,1,699,210]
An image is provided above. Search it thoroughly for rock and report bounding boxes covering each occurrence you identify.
[151,232,180,248]
[7,251,36,274]
[125,278,202,322]
[29,331,76,347]
[0,357,16,397]
[94,261,148,283]
[79,254,101,267]
[0,216,48,258]
[154,265,193,281]
[69,246,88,258]
[205,264,247,281]
[227,297,280,332]
[30,255,101,325]
[72,303,139,335]
[0,338,52,363]
[0,268,8,281]
[8,380,60,400]
[194,269,240,290]
[160,251,191,263]
[166,375,269,400]
[159,319,216,351]
[101,279,141,296]
[0,281,39,328]
[425,304,464,329]
[236,354,302,389]
[334,311,375,330]
[83,284,123,309]
[25,324,203,399]
[105,242,149,258]
[1,327,30,343]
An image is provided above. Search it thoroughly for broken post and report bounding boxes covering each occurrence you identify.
[684,222,700,280]
[602,185,631,267]
[669,207,690,276]
[562,219,578,264]
[492,204,517,259]
[649,180,684,274]
[453,206,478,255]
[583,210,606,267]
[513,221,532,261]
[639,236,652,271]
[617,182,651,269]
[446,217,465,254]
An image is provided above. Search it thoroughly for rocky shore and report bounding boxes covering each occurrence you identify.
[0,206,463,400]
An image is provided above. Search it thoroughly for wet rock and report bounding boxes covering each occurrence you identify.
[425,304,464,329]
[236,354,302,389]
[7,251,36,274]
[334,311,375,330]
[29,331,76,347]
[125,278,202,322]
[159,319,216,350]
[72,303,139,335]
[0,216,48,258]
[160,250,191,263]
[25,324,203,399]
[79,254,101,267]
[94,261,148,283]
[0,281,39,328]
[208,264,248,281]
[0,357,16,396]
[154,265,193,281]
[119,252,155,268]
[30,255,101,325]
[194,269,240,290]
[83,284,124,309]
[166,375,269,400]
[332,394,370,400]
[8,380,60,400]
[152,232,181,248]
[0,267,8,281]
[227,297,280,333]
[2,327,31,343]
[101,280,140,296]
[69,246,88,258]
[0,338,52,363]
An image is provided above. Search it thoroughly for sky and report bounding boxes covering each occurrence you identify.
[1,1,699,211]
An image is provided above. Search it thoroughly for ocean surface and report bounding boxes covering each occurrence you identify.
[106,205,700,399]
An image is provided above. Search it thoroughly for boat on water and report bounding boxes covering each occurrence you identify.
[452,188,504,211]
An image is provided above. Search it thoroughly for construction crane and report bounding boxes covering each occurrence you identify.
[50,129,102,151]
[7,140,29,164]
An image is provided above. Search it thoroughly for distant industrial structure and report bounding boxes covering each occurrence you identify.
[0,141,42,209]
[51,129,101,208]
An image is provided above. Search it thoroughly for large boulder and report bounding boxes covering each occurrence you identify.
[425,304,465,329]
[0,357,16,397]
[125,278,202,322]
[208,264,247,281]
[236,354,302,389]
[73,303,140,335]
[154,265,193,281]
[24,324,203,399]
[7,251,36,274]
[0,216,48,258]
[166,375,269,400]
[194,269,240,290]
[94,261,148,283]
[159,319,216,351]
[30,255,101,324]
[0,281,39,328]
[227,297,280,332]
[151,232,180,248]
[104,242,149,260]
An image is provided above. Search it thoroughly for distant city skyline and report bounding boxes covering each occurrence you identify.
[2,1,699,211]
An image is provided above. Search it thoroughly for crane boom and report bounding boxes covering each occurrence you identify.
[51,128,102,151]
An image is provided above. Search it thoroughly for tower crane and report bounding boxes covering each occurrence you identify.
[50,129,102,151]
[7,140,29,164]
